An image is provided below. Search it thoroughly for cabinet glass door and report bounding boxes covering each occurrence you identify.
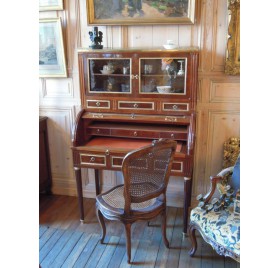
[139,58,187,95]
[87,58,131,93]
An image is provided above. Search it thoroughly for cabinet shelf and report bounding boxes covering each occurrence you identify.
[94,73,130,77]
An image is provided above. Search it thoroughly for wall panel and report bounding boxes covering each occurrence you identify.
[39,106,76,196]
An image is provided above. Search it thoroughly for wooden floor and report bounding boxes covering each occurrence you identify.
[39,194,240,268]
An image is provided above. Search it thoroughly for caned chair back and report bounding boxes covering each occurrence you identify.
[122,139,177,213]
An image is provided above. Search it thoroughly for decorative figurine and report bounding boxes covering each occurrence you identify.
[161,58,177,88]
[89,27,103,49]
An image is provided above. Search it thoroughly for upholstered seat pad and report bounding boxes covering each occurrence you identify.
[190,205,240,257]
[102,185,156,210]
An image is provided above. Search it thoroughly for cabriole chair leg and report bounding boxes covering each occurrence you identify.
[188,223,197,256]
[96,207,106,243]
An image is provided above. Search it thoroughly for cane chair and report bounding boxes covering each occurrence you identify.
[95,139,177,264]
[188,137,240,262]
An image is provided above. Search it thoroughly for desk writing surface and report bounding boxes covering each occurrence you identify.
[83,137,183,152]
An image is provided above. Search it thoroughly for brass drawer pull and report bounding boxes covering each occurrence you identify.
[171,133,174,138]
[92,113,103,118]
[165,116,177,122]
[134,103,139,108]
[173,105,178,110]
[133,131,138,136]
[96,101,100,107]
[96,129,100,133]
[90,157,95,162]
[105,150,110,156]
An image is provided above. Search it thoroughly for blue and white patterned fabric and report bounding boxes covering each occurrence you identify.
[190,203,240,258]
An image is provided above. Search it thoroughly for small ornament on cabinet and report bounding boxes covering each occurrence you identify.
[89,27,103,49]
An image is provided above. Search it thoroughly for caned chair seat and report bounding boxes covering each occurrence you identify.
[99,185,158,211]
[190,204,240,261]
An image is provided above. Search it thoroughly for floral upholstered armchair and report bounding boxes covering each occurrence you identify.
[188,137,240,262]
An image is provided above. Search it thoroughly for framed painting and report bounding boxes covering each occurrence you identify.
[225,0,240,75]
[86,0,196,25]
[39,18,67,78]
[39,0,64,11]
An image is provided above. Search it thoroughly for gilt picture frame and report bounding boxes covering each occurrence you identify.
[225,0,240,75]
[39,18,67,78]
[86,0,196,25]
[39,0,64,11]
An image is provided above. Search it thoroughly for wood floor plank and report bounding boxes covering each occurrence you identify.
[40,228,65,263]
[96,236,120,268]
[84,236,108,268]
[119,239,141,268]
[166,208,184,267]
[178,230,202,268]
[154,207,177,267]
[73,234,100,268]
[50,196,78,230]
[39,227,58,250]
[61,232,92,268]
[49,230,84,268]
[142,215,164,267]
[131,219,156,266]
[40,196,73,229]
[224,257,238,268]
[107,231,127,268]
[201,240,214,268]
[40,229,74,268]
[39,225,49,238]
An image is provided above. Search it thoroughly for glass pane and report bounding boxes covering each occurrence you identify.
[88,58,131,93]
[139,58,187,94]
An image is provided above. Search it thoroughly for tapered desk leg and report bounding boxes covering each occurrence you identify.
[74,167,84,222]
[183,177,192,236]
[95,169,100,195]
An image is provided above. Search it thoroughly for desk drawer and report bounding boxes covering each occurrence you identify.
[118,101,154,110]
[160,132,187,140]
[162,102,189,112]
[87,100,111,109]
[87,127,111,136]
[80,153,106,167]
[171,161,184,173]
[111,129,160,139]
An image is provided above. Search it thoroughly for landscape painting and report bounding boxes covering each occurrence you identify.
[87,0,196,25]
[39,18,67,78]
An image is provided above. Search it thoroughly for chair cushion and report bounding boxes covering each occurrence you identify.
[190,204,240,257]
[231,155,240,193]
[102,185,156,210]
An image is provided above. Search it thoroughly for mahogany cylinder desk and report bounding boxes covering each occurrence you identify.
[72,48,199,234]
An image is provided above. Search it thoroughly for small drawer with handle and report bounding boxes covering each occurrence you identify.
[162,102,189,112]
[111,128,160,139]
[87,100,111,109]
[160,132,187,140]
[87,127,111,136]
[80,153,106,167]
[118,101,154,110]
